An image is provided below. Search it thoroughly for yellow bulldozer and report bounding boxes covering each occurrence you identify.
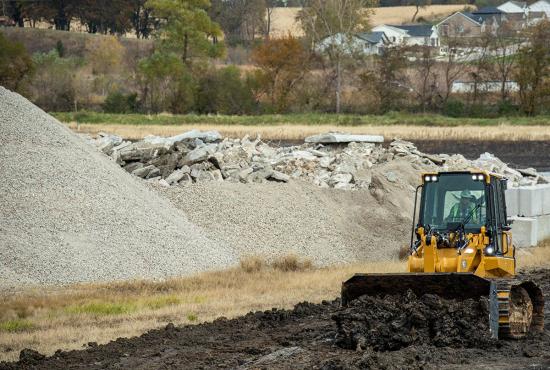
[342,171,544,339]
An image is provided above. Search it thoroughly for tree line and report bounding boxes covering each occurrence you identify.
[1,0,549,116]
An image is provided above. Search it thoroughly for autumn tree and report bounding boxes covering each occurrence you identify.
[297,0,374,113]
[251,34,310,112]
[0,31,34,92]
[146,0,224,63]
[514,20,550,115]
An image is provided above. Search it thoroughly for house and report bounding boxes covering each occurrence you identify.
[372,24,439,47]
[451,80,519,93]
[371,25,409,44]
[497,1,527,14]
[316,31,389,56]
[436,8,510,37]
[528,0,550,18]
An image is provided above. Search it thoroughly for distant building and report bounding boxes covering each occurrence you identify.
[372,24,439,47]
[436,7,522,37]
[316,31,390,56]
[451,80,519,93]
[528,0,550,18]
[497,1,527,14]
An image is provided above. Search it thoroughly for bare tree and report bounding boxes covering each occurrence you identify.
[297,0,374,113]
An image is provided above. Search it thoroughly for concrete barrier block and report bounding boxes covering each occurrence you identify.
[542,185,550,215]
[505,188,519,217]
[536,214,550,242]
[510,216,538,248]
[518,186,544,217]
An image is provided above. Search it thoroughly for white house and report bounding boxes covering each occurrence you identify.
[373,24,439,47]
[528,0,550,18]
[316,32,389,56]
[497,1,527,14]
[371,25,409,44]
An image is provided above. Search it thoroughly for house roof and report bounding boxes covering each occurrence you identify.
[389,24,433,37]
[473,7,503,14]
[356,31,387,44]
[436,11,482,27]
[463,11,502,24]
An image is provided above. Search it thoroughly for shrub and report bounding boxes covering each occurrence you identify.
[443,99,465,117]
[30,50,79,111]
[103,91,138,113]
[271,254,313,272]
[196,66,257,115]
[0,31,34,92]
[239,255,264,273]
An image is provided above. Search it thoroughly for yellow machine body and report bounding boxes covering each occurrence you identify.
[408,226,515,278]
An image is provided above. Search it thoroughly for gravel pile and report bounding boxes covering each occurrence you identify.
[155,158,419,264]
[0,87,236,289]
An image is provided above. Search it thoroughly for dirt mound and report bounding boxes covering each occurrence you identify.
[333,291,493,351]
[0,87,236,289]
[3,269,548,370]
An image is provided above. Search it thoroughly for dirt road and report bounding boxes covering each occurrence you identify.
[2,269,549,370]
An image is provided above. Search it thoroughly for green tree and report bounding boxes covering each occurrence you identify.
[137,51,196,113]
[297,0,374,113]
[146,0,224,63]
[0,31,34,92]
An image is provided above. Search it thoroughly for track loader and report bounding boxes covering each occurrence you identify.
[342,171,544,339]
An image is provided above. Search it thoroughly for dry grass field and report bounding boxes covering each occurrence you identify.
[269,5,472,37]
[1,241,549,363]
[68,122,550,141]
[0,257,403,362]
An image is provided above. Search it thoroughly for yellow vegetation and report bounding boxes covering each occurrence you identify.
[68,123,550,141]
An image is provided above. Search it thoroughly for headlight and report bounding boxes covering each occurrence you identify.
[472,174,485,181]
[484,246,495,255]
[424,175,438,182]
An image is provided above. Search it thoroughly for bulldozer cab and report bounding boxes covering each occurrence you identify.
[413,171,509,255]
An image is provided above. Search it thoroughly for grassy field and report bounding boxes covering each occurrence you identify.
[1,242,549,363]
[269,5,472,37]
[57,112,550,141]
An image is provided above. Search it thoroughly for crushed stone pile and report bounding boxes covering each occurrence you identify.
[0,87,236,289]
[333,290,494,352]
[90,131,546,191]
[156,160,418,264]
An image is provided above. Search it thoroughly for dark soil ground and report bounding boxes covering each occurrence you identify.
[414,140,550,172]
[2,269,549,370]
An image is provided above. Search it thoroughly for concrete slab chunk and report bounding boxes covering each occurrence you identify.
[305,133,384,144]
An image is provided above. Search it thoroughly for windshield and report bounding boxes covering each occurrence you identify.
[419,173,486,231]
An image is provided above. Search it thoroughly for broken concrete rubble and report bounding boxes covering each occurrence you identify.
[87,130,544,190]
[305,132,384,144]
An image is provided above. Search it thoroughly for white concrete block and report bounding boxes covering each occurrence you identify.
[542,185,550,215]
[510,216,538,248]
[505,187,519,217]
[518,186,544,217]
[536,214,550,242]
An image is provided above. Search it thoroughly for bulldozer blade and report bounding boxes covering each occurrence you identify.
[341,272,500,339]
